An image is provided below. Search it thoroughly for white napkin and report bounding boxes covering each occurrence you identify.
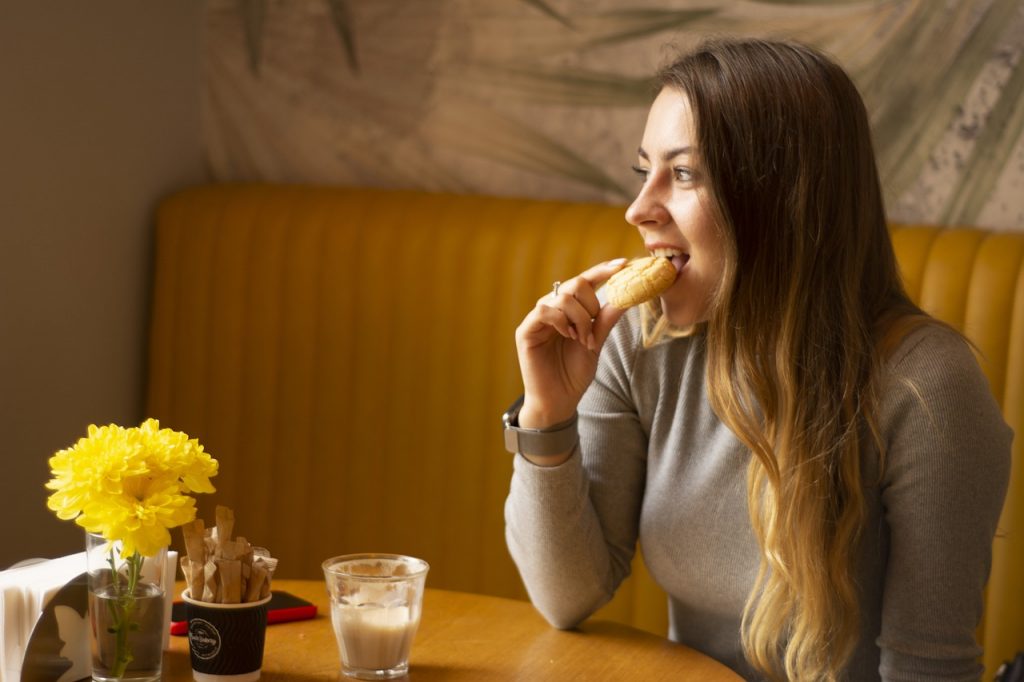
[0,550,178,682]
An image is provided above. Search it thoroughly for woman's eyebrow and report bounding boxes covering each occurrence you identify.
[637,146,693,161]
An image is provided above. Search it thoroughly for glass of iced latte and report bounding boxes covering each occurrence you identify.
[322,553,429,680]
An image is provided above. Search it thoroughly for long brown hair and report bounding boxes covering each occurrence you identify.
[653,38,928,680]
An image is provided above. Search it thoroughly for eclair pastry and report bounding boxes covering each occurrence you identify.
[604,256,677,309]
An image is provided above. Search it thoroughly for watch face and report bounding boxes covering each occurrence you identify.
[503,394,524,427]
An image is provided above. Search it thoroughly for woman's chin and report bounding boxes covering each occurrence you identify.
[659,298,706,329]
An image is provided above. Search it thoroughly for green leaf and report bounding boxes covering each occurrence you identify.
[751,0,883,4]
[424,100,633,199]
[239,0,266,77]
[582,9,718,49]
[325,0,359,75]
[519,0,574,28]
[457,63,654,107]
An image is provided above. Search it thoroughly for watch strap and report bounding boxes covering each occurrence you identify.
[503,412,578,456]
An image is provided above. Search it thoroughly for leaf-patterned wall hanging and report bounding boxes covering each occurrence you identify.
[205,0,1024,230]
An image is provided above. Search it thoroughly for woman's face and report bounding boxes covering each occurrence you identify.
[625,87,726,328]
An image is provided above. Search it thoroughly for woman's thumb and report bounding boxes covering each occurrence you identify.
[591,303,628,351]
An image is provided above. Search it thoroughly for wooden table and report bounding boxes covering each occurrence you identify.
[165,580,741,680]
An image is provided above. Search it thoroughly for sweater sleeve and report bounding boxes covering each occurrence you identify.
[876,327,1013,681]
[504,314,649,629]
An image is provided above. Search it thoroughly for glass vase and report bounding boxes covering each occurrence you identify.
[85,532,166,682]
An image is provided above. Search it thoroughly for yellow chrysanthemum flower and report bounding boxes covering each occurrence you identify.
[45,418,218,557]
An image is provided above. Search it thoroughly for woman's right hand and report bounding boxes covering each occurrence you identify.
[514,259,628,433]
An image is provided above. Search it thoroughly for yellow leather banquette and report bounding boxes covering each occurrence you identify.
[147,184,1022,677]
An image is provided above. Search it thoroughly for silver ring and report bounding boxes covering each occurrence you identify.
[552,281,561,296]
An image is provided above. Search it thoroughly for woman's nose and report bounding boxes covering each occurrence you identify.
[625,179,669,228]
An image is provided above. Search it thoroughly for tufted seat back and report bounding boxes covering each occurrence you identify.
[147,185,1022,677]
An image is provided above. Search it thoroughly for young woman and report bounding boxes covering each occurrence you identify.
[503,38,1012,681]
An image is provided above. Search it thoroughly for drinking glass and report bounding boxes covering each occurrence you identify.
[322,554,429,680]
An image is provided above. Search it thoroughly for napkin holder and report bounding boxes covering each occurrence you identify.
[0,550,177,682]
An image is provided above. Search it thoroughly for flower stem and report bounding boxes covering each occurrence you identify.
[107,547,142,678]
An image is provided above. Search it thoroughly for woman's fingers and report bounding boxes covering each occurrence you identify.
[515,259,631,421]
[558,258,628,299]
[518,258,630,350]
[538,258,629,350]
[579,257,629,284]
[550,291,597,343]
[531,300,580,341]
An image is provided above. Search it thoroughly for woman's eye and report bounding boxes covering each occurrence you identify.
[631,165,649,182]
[674,167,693,182]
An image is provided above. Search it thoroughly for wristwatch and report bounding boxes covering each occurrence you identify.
[501,395,579,456]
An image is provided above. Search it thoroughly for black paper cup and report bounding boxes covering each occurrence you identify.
[182,589,271,681]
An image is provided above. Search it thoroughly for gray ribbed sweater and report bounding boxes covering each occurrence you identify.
[505,311,1012,681]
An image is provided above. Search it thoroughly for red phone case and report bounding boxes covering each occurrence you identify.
[170,590,318,636]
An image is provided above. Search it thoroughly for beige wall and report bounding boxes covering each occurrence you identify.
[0,1,207,567]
